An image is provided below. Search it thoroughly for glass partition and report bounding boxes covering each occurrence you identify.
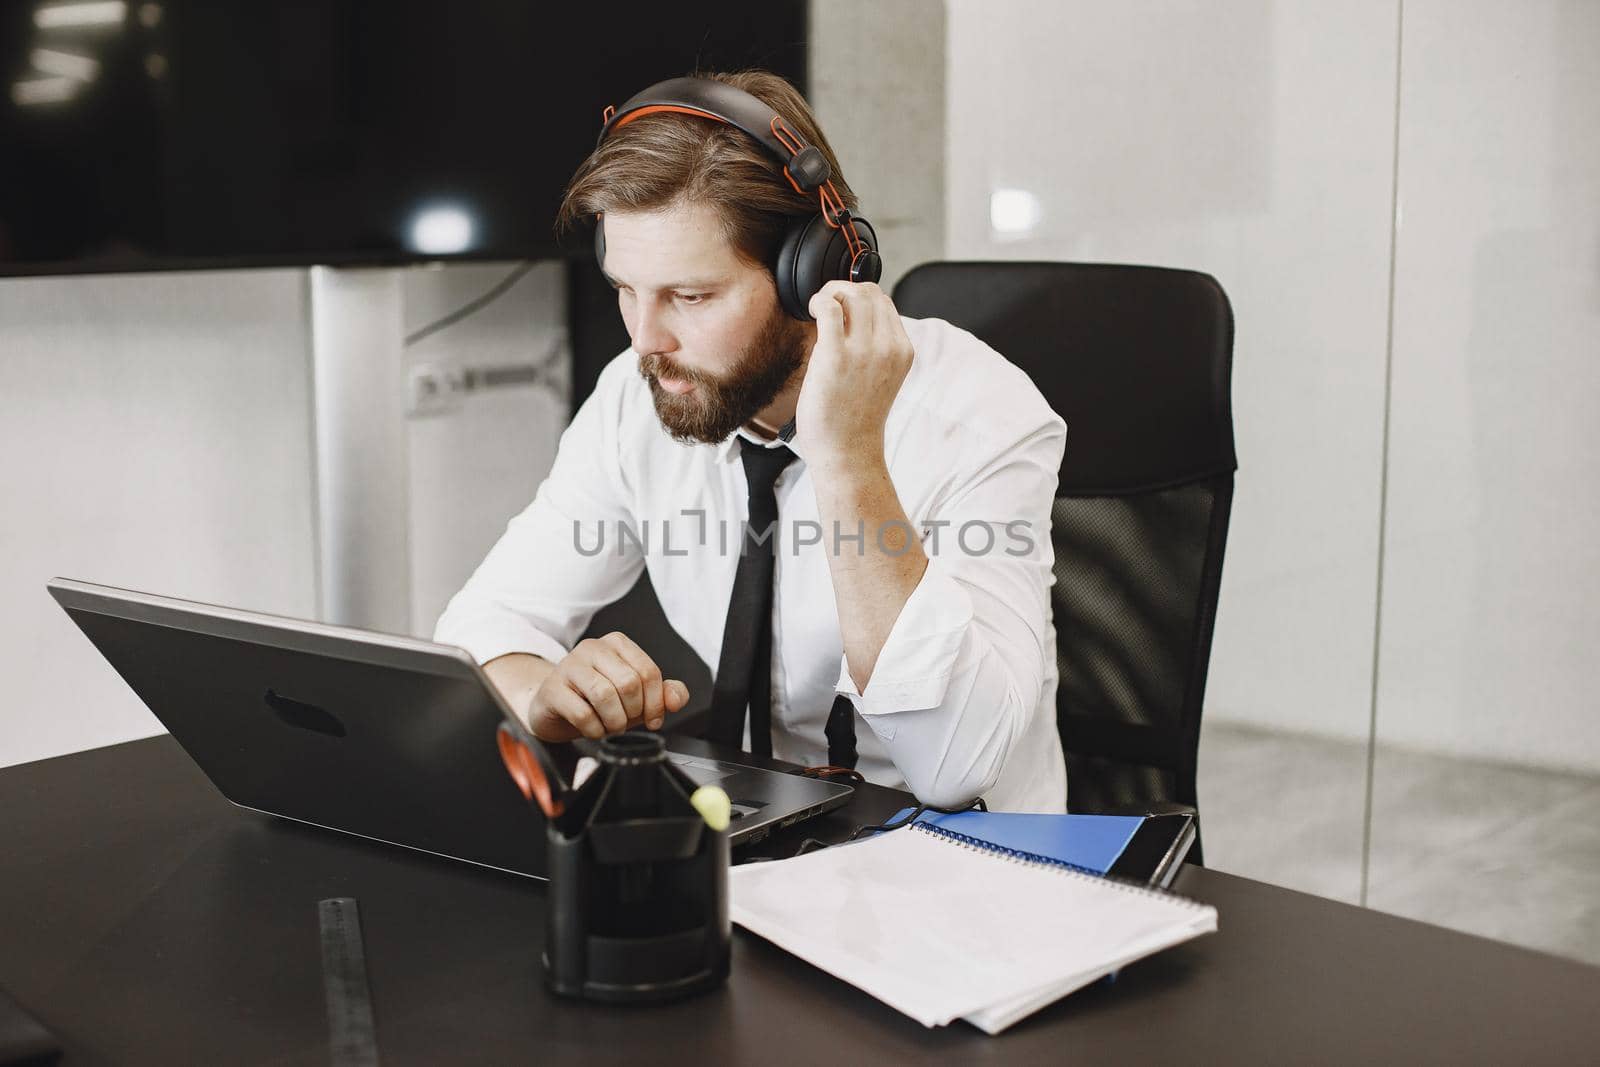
[821,0,1599,959]
[1367,0,1600,964]
[938,0,1398,903]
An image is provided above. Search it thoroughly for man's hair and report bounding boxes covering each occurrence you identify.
[554,68,858,277]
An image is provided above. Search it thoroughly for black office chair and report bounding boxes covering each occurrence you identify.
[892,262,1236,864]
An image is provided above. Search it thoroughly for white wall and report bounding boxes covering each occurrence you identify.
[809,0,946,293]
[945,0,1399,747]
[1375,0,1600,772]
[0,269,319,767]
[403,262,569,639]
[944,0,1600,776]
[0,263,569,769]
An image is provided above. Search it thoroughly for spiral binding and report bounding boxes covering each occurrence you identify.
[908,822,1210,912]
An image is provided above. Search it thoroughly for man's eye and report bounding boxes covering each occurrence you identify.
[675,293,706,305]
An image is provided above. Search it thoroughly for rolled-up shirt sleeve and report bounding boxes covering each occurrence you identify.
[433,356,644,666]
[833,416,1066,809]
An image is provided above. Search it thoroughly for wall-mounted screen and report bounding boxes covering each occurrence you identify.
[0,0,807,276]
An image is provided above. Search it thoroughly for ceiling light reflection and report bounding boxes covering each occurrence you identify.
[408,205,476,255]
[33,1,127,29]
[32,48,99,81]
[12,76,78,106]
[989,188,1043,237]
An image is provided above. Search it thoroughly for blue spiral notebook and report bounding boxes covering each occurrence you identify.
[889,809,1193,886]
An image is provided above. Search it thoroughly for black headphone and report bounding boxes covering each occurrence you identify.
[591,76,883,322]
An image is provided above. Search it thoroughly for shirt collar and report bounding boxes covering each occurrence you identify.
[713,421,807,465]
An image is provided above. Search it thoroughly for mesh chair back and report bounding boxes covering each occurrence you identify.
[892,262,1236,853]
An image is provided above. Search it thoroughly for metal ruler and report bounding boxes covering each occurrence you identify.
[318,897,381,1067]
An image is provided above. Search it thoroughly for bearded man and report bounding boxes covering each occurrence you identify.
[435,70,1067,812]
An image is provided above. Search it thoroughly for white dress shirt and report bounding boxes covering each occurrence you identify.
[434,314,1068,813]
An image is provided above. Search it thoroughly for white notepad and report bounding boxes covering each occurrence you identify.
[729,823,1217,1034]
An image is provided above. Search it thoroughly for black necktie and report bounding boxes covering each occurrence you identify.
[708,439,798,759]
[825,695,859,770]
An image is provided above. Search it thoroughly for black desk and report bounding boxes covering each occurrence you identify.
[3,735,1598,1064]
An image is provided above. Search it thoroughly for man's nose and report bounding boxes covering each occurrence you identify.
[632,301,677,356]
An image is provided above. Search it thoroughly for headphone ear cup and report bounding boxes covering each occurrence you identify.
[775,213,881,321]
[593,214,606,270]
[774,216,814,320]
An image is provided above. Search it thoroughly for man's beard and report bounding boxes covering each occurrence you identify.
[637,305,808,445]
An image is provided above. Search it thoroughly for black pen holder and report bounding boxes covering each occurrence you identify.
[542,733,730,1002]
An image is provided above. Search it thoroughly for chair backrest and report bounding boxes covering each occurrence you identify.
[892,262,1236,843]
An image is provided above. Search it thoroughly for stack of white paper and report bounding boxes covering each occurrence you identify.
[729,825,1217,1034]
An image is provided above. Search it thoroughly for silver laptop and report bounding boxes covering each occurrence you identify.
[46,578,853,879]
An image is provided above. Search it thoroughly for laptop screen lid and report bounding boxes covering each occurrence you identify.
[45,578,851,878]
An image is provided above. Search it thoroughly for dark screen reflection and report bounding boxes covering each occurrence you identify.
[0,0,807,274]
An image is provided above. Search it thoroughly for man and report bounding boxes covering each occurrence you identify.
[434,70,1067,812]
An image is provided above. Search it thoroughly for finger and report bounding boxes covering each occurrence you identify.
[664,679,690,714]
[866,286,897,343]
[843,291,880,349]
[540,681,605,741]
[567,664,628,735]
[814,278,852,301]
[829,281,880,345]
[526,699,583,744]
[601,632,664,722]
[590,646,647,724]
[809,287,847,334]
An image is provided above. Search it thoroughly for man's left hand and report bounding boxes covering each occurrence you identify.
[796,280,914,466]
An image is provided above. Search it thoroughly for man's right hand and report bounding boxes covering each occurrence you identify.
[526,632,690,742]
